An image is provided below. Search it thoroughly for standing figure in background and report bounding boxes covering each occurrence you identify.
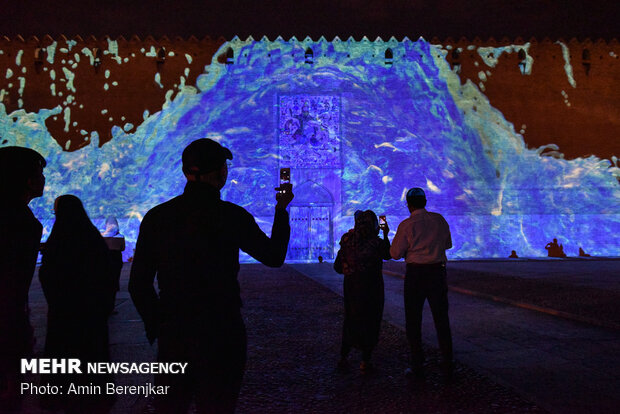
[334,210,391,373]
[0,146,46,412]
[391,188,454,381]
[39,195,114,413]
[129,138,294,414]
[102,216,126,314]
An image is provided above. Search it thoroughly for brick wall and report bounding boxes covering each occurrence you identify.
[0,36,618,160]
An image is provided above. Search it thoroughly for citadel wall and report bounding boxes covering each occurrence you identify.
[438,37,619,160]
[0,35,618,160]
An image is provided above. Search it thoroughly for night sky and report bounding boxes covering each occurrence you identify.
[1,0,618,40]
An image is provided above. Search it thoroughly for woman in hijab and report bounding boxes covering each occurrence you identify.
[39,195,114,412]
[334,210,391,372]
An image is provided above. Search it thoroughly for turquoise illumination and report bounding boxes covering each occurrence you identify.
[1,38,618,260]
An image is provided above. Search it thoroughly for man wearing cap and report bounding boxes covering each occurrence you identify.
[0,146,46,410]
[390,187,453,380]
[129,138,293,413]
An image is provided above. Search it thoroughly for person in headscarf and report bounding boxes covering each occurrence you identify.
[334,210,391,372]
[39,195,114,412]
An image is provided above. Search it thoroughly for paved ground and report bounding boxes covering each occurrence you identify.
[447,259,620,291]
[292,259,620,414]
[386,259,620,329]
[12,262,562,414]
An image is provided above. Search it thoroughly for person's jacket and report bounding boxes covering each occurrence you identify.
[129,182,290,343]
[0,204,41,340]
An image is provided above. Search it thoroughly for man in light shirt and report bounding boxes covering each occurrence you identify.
[390,187,453,380]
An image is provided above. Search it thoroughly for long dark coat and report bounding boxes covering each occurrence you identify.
[39,233,112,360]
[334,229,391,352]
[38,206,114,407]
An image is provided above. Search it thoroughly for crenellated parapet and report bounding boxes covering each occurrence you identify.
[0,35,619,159]
[1,34,618,45]
[1,35,617,68]
[0,35,225,150]
[436,36,619,77]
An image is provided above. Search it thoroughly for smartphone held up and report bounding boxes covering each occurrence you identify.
[276,168,292,194]
[275,168,294,208]
[379,215,387,229]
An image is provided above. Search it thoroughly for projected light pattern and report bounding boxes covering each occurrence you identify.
[279,95,341,168]
[1,38,618,260]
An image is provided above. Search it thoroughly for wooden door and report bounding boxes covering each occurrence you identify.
[288,205,332,261]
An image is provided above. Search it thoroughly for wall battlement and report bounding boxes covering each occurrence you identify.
[1,35,618,159]
[2,34,619,43]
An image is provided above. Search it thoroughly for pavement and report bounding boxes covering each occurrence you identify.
[446,258,620,291]
[291,259,620,414]
[12,259,620,413]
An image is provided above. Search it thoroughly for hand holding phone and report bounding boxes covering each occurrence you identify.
[276,168,291,194]
[379,215,387,228]
[275,168,294,209]
[379,215,389,234]
[279,168,290,185]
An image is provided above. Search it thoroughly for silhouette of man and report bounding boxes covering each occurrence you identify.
[390,188,453,380]
[0,146,46,410]
[129,138,293,413]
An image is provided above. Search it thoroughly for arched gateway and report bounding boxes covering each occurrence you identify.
[287,181,334,261]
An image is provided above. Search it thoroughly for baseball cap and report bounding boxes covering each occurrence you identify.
[182,138,233,175]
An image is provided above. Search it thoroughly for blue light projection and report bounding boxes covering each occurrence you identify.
[279,95,341,168]
[1,38,618,260]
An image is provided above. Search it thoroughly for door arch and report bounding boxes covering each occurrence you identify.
[288,181,334,261]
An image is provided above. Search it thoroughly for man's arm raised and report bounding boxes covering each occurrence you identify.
[240,184,294,267]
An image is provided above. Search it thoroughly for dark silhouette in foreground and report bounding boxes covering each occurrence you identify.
[0,146,46,412]
[509,250,519,258]
[334,210,391,373]
[390,187,453,381]
[39,195,115,413]
[129,138,294,413]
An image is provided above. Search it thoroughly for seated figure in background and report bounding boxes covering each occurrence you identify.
[545,238,566,258]
[578,247,591,257]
